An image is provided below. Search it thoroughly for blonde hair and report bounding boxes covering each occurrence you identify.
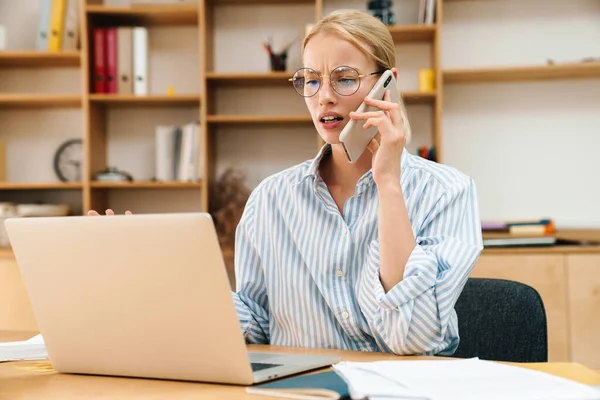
[303,9,412,144]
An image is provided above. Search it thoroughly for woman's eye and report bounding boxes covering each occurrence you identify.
[306,80,319,86]
[338,78,357,85]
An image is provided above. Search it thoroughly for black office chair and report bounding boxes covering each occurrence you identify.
[451,277,548,362]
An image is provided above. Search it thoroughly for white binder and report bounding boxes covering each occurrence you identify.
[133,27,148,96]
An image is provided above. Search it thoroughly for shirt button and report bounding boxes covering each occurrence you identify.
[341,311,349,319]
[361,349,369,352]
[336,269,344,277]
[342,226,349,235]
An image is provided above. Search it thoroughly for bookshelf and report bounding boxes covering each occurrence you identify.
[1,0,596,222]
[89,94,201,106]
[0,51,81,67]
[85,4,199,26]
[0,94,82,108]
[0,0,442,219]
[387,24,436,43]
[444,62,600,84]
[90,181,203,189]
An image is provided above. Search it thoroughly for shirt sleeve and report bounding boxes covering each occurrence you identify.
[231,192,270,344]
[357,176,484,356]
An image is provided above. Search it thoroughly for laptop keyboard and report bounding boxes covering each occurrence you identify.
[251,362,283,372]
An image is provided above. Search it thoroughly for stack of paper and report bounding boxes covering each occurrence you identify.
[0,334,48,362]
[333,358,600,400]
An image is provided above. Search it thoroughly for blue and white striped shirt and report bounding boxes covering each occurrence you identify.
[232,144,483,355]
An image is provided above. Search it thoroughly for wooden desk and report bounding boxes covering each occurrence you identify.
[2,331,600,400]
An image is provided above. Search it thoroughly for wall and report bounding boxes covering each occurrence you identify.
[2,0,600,226]
[441,0,600,227]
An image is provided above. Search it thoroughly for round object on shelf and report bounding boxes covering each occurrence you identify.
[53,138,83,182]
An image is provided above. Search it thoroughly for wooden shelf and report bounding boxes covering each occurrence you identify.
[207,114,312,125]
[403,91,436,104]
[0,182,82,190]
[444,62,600,83]
[0,94,81,108]
[90,181,203,189]
[86,5,198,26]
[89,94,200,107]
[0,248,14,258]
[388,24,436,43]
[0,51,81,68]
[209,0,315,4]
[206,71,291,86]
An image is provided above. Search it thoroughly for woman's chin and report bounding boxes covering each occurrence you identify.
[318,129,342,145]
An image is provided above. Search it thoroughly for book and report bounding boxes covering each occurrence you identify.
[246,371,350,400]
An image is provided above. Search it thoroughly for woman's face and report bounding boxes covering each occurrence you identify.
[301,32,381,144]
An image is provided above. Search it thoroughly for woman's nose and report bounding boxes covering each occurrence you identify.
[318,77,337,105]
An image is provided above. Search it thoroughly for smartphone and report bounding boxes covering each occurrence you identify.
[339,69,411,163]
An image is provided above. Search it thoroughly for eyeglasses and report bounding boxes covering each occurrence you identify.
[289,66,385,97]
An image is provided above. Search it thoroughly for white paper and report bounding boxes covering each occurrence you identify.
[0,334,48,362]
[333,358,600,400]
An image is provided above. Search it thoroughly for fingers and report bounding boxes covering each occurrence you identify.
[363,91,399,111]
[87,209,132,216]
[350,110,385,121]
[363,117,382,130]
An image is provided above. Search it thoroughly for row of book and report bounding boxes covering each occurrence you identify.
[482,219,556,236]
[93,27,148,95]
[482,219,559,247]
[155,122,203,182]
[37,0,80,52]
[416,145,437,162]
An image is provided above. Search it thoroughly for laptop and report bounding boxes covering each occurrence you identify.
[4,212,341,385]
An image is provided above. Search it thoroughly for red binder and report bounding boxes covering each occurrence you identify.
[105,28,118,94]
[93,28,106,93]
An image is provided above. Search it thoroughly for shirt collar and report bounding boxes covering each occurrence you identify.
[294,143,332,186]
[294,144,409,187]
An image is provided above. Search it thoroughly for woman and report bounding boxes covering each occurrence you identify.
[232,9,483,356]
[92,9,483,356]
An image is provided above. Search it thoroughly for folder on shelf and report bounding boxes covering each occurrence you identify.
[37,0,52,51]
[133,27,148,96]
[117,27,134,95]
[48,0,66,52]
[177,122,202,182]
[93,28,106,93]
[155,125,180,182]
[61,0,79,51]
[105,28,118,94]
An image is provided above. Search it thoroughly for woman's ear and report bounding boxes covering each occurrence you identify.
[391,67,399,79]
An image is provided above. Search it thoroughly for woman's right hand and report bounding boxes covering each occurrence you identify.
[87,209,132,216]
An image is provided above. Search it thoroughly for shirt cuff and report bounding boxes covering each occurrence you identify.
[365,239,438,310]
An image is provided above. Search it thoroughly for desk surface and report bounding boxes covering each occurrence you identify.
[2,330,600,400]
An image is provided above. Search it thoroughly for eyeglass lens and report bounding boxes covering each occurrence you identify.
[292,66,361,97]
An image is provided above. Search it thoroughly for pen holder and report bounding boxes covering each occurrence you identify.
[270,52,287,72]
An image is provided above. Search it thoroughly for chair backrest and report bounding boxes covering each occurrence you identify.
[452,277,548,362]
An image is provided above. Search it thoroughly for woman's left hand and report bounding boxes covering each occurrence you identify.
[349,90,406,188]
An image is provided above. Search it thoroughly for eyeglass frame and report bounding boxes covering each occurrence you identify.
[288,65,387,97]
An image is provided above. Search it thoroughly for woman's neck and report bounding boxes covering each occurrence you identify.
[320,143,372,191]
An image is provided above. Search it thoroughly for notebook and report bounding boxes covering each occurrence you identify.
[246,370,350,400]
